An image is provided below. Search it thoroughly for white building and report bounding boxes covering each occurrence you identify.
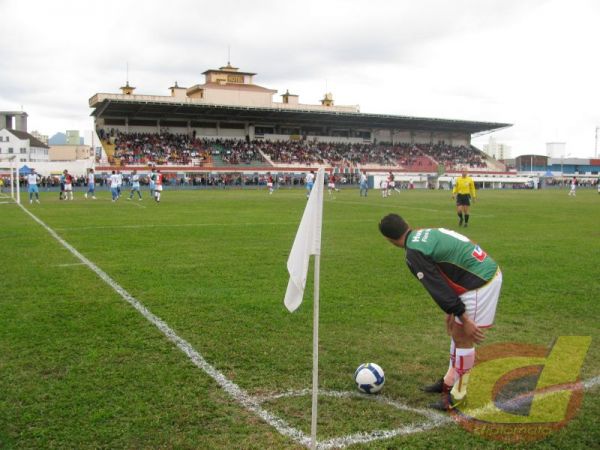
[483,136,511,160]
[0,128,49,163]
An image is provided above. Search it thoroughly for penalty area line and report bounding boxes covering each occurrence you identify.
[17,203,310,448]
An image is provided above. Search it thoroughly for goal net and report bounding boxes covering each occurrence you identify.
[0,156,21,204]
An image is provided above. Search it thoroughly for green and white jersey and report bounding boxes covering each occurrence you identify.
[404,228,499,316]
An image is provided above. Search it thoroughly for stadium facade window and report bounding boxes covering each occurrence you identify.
[20,148,26,154]
[129,119,157,127]
[8,147,13,153]
[220,122,245,129]
[280,127,300,135]
[191,121,216,128]
[104,118,126,126]
[255,126,274,135]
[161,120,187,128]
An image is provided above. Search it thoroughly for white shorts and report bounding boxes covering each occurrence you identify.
[456,269,502,328]
[64,183,73,191]
[156,185,163,191]
[267,182,273,187]
[328,183,335,189]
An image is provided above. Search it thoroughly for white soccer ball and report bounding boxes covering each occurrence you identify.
[354,363,385,394]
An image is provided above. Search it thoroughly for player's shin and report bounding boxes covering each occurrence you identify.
[443,339,457,387]
[451,347,475,401]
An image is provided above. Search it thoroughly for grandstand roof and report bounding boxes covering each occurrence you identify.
[90,98,510,134]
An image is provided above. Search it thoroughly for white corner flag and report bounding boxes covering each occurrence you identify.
[284,169,324,312]
[283,168,325,449]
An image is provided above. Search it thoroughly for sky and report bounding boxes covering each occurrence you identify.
[1,0,599,158]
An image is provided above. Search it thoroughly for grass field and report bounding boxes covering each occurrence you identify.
[1,186,599,449]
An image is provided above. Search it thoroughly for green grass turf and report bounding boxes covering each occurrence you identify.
[0,186,598,449]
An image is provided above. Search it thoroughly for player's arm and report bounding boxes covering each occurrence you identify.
[452,181,457,197]
[405,249,466,317]
[470,178,476,200]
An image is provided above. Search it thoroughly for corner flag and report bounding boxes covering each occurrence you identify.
[284,169,324,312]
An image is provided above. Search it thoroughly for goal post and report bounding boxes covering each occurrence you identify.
[0,155,20,204]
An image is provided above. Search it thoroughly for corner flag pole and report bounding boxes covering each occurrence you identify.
[282,168,324,449]
[310,248,320,449]
[15,159,20,204]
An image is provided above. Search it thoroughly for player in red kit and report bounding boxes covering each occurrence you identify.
[153,170,163,202]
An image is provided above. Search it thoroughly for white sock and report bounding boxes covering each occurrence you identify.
[451,347,475,400]
[443,339,456,386]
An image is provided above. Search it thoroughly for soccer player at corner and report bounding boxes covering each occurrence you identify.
[378,213,503,411]
[452,170,476,227]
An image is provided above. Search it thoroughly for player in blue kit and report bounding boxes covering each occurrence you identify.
[128,170,142,200]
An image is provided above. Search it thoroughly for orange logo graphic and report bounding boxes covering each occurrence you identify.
[450,336,591,443]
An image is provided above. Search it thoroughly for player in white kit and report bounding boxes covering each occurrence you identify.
[128,170,142,200]
[568,177,577,196]
[85,169,96,199]
[109,171,120,202]
[27,169,41,204]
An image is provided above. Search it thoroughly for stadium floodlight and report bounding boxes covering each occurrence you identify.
[0,155,20,204]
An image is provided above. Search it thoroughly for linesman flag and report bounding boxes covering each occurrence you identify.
[284,169,324,312]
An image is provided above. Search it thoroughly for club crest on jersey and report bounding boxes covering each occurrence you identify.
[472,245,487,262]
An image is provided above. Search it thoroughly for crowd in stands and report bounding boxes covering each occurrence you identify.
[214,140,265,165]
[109,132,211,165]
[427,144,488,169]
[257,140,482,169]
[99,129,489,170]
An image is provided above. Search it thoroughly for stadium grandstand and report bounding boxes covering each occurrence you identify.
[89,62,511,178]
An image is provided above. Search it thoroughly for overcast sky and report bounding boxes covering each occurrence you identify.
[1,0,599,157]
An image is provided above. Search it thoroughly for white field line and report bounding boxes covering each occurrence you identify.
[56,262,87,267]
[256,388,447,423]
[257,388,450,449]
[463,374,600,422]
[583,375,600,390]
[17,204,310,448]
[320,421,442,449]
[313,374,600,449]
[125,199,147,208]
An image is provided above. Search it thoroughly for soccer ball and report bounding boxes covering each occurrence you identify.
[354,363,385,394]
